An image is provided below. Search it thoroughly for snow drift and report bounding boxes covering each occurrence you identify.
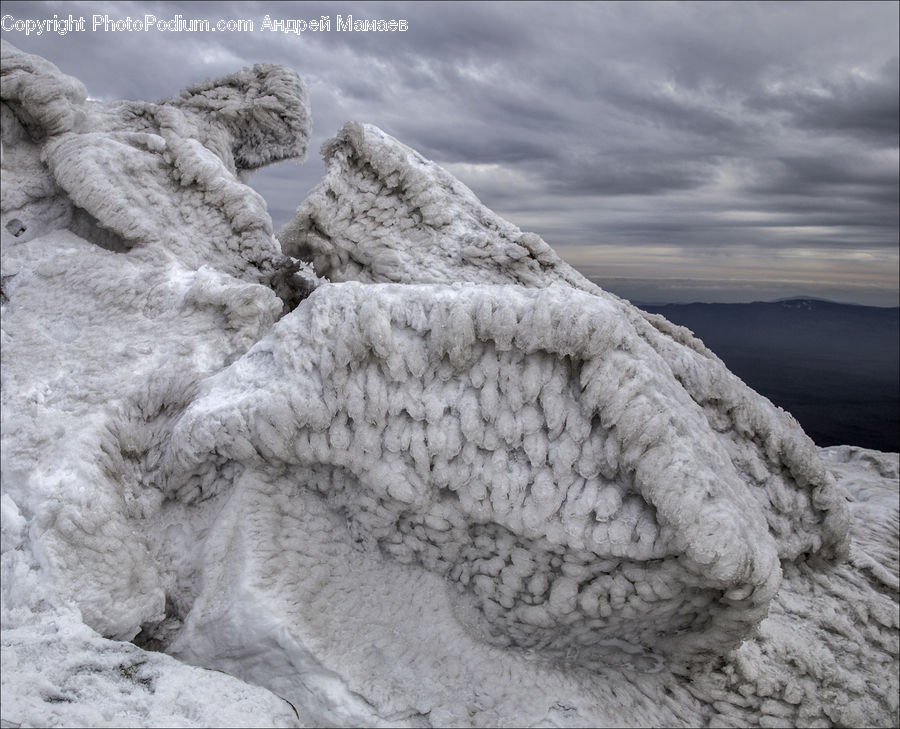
[1,41,897,728]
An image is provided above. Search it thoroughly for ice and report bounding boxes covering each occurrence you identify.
[1,40,897,728]
[2,607,302,728]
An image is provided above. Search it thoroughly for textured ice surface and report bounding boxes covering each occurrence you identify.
[279,121,851,567]
[163,281,813,667]
[1,41,897,728]
[1,39,314,305]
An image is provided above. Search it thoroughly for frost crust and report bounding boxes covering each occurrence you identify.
[2,42,896,729]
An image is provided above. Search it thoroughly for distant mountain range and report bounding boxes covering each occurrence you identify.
[639,298,899,453]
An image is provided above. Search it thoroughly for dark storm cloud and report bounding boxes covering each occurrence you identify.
[750,57,900,146]
[546,154,716,197]
[2,0,897,304]
[747,154,900,205]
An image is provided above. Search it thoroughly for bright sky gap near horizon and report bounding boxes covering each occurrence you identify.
[3,1,897,306]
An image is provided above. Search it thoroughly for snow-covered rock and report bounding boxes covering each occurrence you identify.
[1,41,897,728]
[1,39,314,303]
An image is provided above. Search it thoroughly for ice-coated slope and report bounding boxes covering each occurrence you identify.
[1,42,897,728]
[278,122,850,567]
[164,281,791,667]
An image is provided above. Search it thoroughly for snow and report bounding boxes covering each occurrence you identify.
[1,40,898,728]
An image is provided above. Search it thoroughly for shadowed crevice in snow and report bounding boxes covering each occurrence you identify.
[67,206,133,253]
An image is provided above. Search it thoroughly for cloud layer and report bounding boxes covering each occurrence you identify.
[3,0,897,304]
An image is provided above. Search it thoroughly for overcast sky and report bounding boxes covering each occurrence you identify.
[3,1,898,305]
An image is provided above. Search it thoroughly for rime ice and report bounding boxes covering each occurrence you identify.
[1,40,897,728]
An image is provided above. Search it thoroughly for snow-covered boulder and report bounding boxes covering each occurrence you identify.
[161,280,813,668]
[279,121,850,566]
[1,42,897,728]
[1,39,313,298]
[1,39,313,642]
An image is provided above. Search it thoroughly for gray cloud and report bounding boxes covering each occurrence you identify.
[747,154,900,204]
[546,154,716,197]
[2,0,897,305]
[749,57,900,146]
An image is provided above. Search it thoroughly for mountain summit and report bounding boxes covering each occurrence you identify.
[1,42,897,728]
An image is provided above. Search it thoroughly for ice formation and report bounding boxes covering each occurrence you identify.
[1,41,898,728]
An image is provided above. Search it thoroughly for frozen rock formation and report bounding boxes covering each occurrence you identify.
[279,121,850,561]
[162,281,815,668]
[1,41,897,728]
[1,39,313,304]
[1,39,315,642]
